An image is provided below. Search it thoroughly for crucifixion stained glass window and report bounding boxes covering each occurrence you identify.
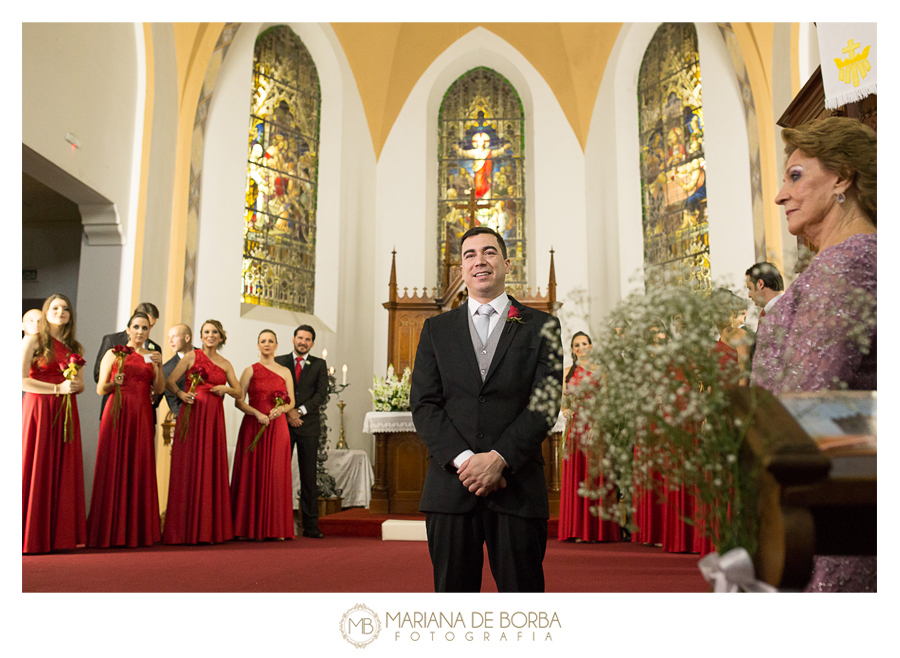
[242,26,321,313]
[638,23,710,291]
[438,67,526,295]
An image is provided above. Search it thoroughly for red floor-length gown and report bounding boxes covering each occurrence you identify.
[163,349,234,544]
[87,351,161,548]
[558,366,621,542]
[630,445,666,545]
[231,363,294,540]
[22,338,87,553]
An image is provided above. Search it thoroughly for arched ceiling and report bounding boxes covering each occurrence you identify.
[330,23,622,158]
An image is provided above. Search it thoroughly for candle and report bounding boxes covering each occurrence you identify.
[322,348,327,360]
[342,364,347,386]
[329,366,335,376]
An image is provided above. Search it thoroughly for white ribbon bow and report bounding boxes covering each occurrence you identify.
[698,548,778,593]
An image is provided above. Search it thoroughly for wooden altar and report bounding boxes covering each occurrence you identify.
[372,249,562,514]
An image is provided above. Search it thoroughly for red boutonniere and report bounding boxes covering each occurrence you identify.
[247,390,289,453]
[505,305,526,332]
[176,366,208,440]
[53,353,86,443]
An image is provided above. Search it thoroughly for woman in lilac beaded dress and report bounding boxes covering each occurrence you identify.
[751,117,876,591]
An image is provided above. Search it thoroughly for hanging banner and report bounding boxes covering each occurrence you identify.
[817,23,877,110]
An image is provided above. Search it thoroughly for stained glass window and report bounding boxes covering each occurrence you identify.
[437,68,526,294]
[637,23,710,291]
[242,26,320,313]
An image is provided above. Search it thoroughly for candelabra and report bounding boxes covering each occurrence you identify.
[331,382,350,450]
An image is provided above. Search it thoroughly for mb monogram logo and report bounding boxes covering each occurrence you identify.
[340,604,382,648]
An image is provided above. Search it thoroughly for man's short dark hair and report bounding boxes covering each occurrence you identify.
[134,302,159,319]
[460,226,507,259]
[745,262,784,292]
[294,324,316,340]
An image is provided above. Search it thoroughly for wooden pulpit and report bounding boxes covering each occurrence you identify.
[730,387,876,590]
[371,249,562,514]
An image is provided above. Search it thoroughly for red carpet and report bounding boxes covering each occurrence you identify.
[22,512,708,592]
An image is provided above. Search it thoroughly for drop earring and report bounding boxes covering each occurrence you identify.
[838,193,846,203]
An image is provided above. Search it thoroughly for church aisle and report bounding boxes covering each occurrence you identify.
[22,535,707,593]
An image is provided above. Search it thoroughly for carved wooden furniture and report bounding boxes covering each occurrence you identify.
[730,387,876,590]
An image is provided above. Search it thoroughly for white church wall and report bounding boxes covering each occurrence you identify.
[586,23,759,335]
[696,23,756,292]
[373,26,589,372]
[772,23,801,285]
[140,24,180,332]
[22,22,145,506]
[195,22,377,472]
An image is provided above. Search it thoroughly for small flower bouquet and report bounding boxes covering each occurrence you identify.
[177,366,208,440]
[109,345,134,428]
[247,389,288,452]
[370,364,411,412]
[54,353,86,443]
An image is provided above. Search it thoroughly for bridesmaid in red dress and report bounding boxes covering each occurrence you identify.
[163,319,242,544]
[87,311,165,548]
[558,332,621,542]
[631,326,667,546]
[231,329,296,540]
[22,294,87,553]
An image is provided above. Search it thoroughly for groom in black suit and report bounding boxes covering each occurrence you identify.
[411,226,562,592]
[275,325,329,538]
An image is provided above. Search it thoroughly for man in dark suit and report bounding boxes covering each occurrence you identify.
[162,323,194,418]
[411,226,562,592]
[275,325,329,538]
[93,302,163,417]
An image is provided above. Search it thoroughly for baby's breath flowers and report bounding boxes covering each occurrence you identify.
[531,265,759,553]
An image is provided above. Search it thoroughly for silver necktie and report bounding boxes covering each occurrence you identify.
[475,304,495,346]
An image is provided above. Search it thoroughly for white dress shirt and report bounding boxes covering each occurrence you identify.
[454,293,511,470]
[294,352,310,415]
[763,292,784,316]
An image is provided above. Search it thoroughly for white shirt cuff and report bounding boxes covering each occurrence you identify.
[452,450,475,469]
[299,405,307,415]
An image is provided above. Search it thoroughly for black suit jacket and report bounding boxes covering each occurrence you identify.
[410,297,562,519]
[162,353,188,417]
[94,330,162,417]
[274,352,329,437]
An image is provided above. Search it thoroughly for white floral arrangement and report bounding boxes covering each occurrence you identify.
[370,364,412,412]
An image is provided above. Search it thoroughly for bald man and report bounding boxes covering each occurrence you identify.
[162,324,194,417]
[22,309,42,336]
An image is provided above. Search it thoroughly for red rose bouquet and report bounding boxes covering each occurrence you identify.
[54,353,86,443]
[176,366,208,440]
[247,389,288,453]
[109,345,135,428]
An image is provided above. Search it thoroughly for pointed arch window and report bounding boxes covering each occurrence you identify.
[637,23,710,290]
[242,25,321,313]
[437,67,526,294]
